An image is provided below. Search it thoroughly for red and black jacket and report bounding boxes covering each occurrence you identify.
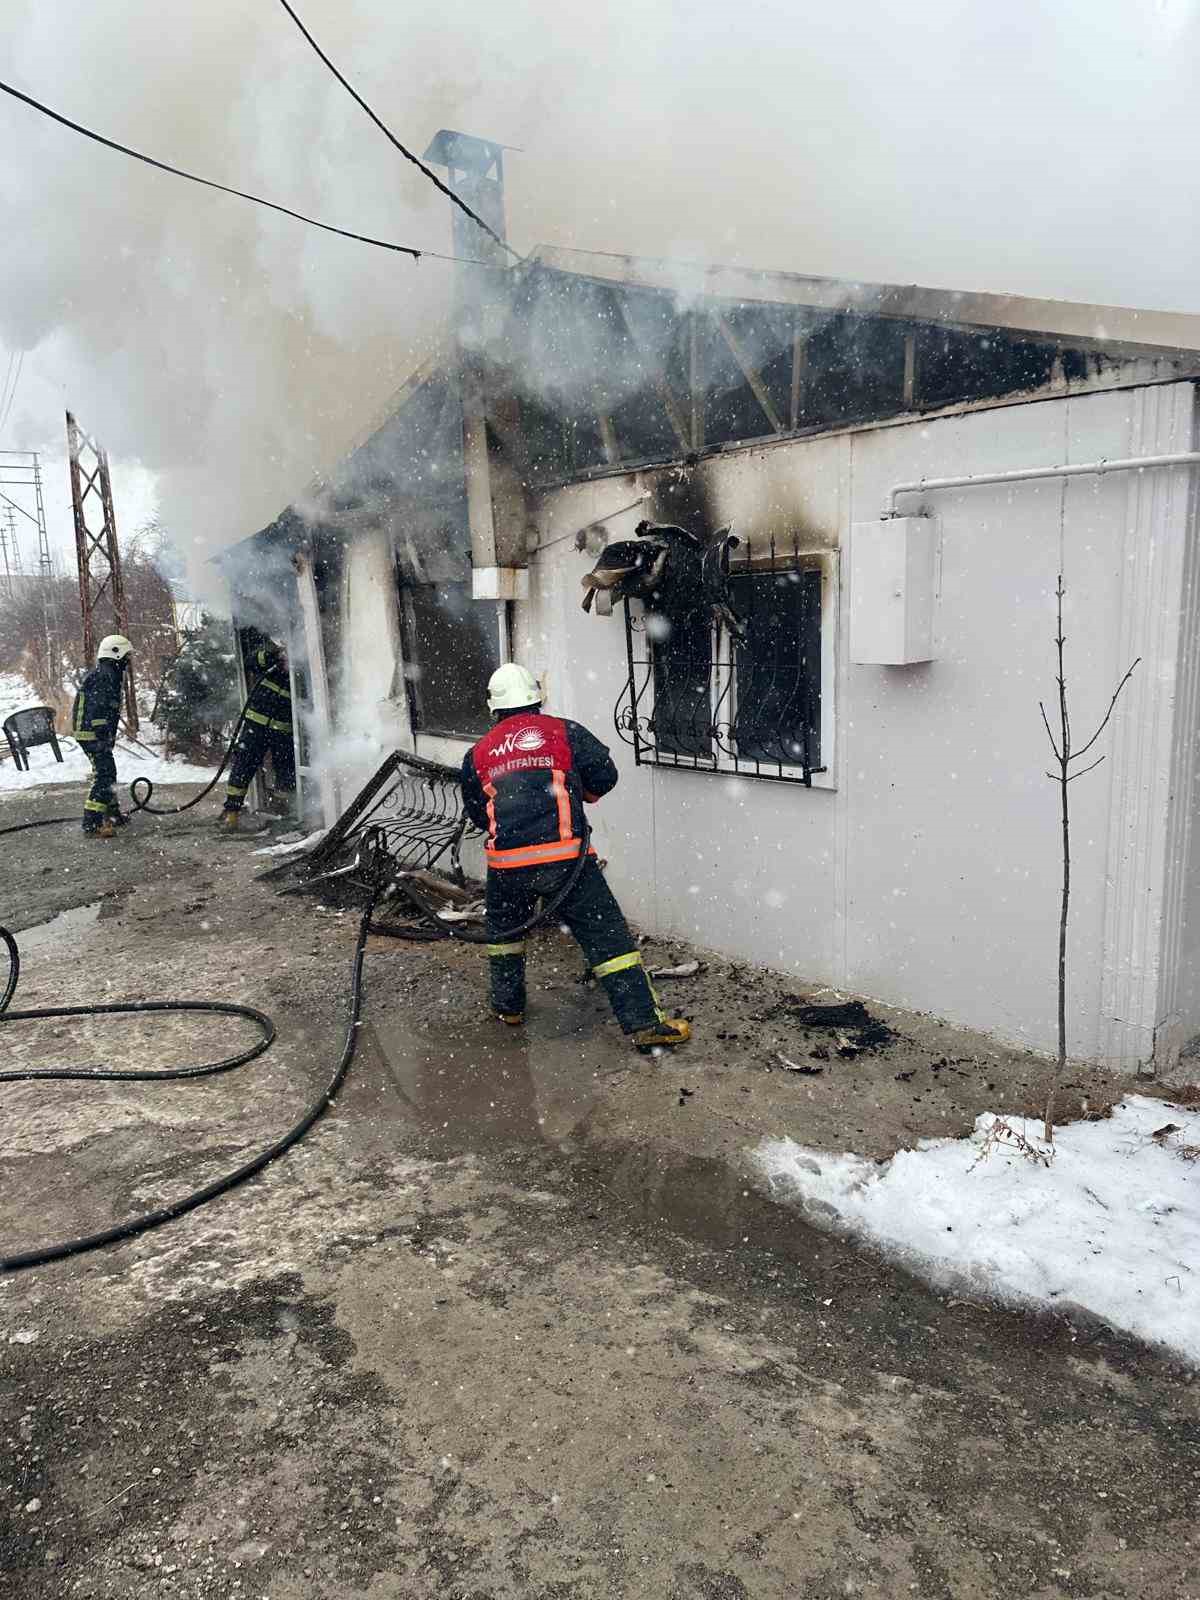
[461,711,618,869]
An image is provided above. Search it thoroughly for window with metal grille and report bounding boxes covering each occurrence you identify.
[616,538,824,785]
[648,612,712,761]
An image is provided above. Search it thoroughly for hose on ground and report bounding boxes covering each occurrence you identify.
[0,703,588,1269]
[0,889,378,1275]
[0,816,587,1273]
[0,816,79,839]
[128,674,264,817]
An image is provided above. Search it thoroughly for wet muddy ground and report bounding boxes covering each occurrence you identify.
[2,782,1199,1599]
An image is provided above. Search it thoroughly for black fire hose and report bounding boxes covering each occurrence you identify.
[362,819,594,946]
[0,890,378,1275]
[0,816,81,840]
[0,818,586,1275]
[0,736,584,1271]
[127,674,265,817]
[0,678,266,839]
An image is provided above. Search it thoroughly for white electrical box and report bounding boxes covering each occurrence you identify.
[850,517,938,664]
[472,565,530,602]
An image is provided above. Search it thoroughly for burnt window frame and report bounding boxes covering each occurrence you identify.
[617,537,832,787]
[395,571,501,743]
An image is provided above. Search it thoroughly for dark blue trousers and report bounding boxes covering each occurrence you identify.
[485,857,661,1033]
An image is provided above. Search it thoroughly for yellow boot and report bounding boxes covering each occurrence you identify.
[222,809,240,833]
[633,1016,691,1053]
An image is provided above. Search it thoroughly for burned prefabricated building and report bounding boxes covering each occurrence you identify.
[223,216,1200,1075]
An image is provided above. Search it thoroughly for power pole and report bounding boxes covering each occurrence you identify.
[0,447,59,691]
[31,453,58,691]
[66,412,138,733]
[32,454,51,579]
[0,506,14,598]
[0,452,30,574]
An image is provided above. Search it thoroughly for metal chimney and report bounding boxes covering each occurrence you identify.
[421,129,508,267]
[422,131,524,623]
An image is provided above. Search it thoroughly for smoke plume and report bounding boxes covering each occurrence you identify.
[1,0,1196,598]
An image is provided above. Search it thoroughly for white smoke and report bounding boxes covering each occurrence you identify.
[1,0,1197,599]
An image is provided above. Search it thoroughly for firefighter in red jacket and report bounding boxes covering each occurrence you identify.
[461,663,691,1053]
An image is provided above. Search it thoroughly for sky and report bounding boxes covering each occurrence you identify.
[0,354,156,576]
[1,0,1198,601]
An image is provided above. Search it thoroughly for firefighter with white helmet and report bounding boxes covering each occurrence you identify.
[71,634,133,839]
[461,662,691,1053]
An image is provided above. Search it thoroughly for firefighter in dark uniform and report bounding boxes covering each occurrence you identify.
[71,634,133,839]
[461,663,691,1053]
[221,641,296,831]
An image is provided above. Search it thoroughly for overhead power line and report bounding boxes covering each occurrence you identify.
[0,354,15,431]
[0,350,24,432]
[273,0,519,261]
[0,77,502,267]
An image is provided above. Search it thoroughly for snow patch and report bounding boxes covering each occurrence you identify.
[752,1095,1200,1365]
[251,829,328,858]
[0,673,214,794]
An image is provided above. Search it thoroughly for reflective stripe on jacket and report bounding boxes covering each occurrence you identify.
[71,660,123,748]
[244,647,292,734]
[461,711,618,869]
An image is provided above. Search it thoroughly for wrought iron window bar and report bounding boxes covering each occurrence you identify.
[615,534,824,787]
[268,748,482,894]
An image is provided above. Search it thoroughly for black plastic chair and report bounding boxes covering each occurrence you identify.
[3,706,64,773]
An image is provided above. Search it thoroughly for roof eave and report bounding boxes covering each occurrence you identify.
[527,245,1200,360]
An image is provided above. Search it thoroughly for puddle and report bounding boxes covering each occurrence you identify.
[348,1016,851,1275]
[16,901,103,956]
[349,1000,616,1157]
[577,1140,836,1264]
[341,1006,827,1258]
[332,987,891,1280]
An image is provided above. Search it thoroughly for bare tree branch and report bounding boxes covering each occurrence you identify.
[1039,701,1061,761]
[1070,657,1141,760]
[1041,576,1139,1146]
[1066,754,1107,783]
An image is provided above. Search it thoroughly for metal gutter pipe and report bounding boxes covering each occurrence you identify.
[886,452,1200,518]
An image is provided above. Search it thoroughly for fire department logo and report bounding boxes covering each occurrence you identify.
[491,726,548,759]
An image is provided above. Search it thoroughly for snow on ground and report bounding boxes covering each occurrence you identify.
[252,829,327,858]
[0,672,215,795]
[753,1095,1200,1365]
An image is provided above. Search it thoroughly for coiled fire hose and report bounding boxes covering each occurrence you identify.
[0,888,378,1275]
[0,746,589,1270]
[127,673,265,816]
[0,822,584,1275]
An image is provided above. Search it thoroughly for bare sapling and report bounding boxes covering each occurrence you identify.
[1039,575,1139,1144]
[971,1114,1055,1170]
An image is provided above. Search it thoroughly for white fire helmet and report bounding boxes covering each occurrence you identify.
[487,662,541,714]
[97,634,133,664]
